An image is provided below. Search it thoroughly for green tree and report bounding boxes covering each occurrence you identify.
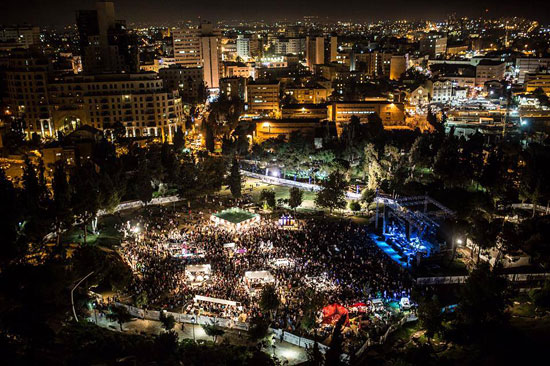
[173,128,185,152]
[159,311,176,332]
[248,315,270,342]
[201,320,225,343]
[107,305,133,331]
[349,200,361,212]
[288,187,303,211]
[417,295,443,342]
[228,157,242,198]
[70,163,101,245]
[325,315,345,366]
[51,161,72,247]
[204,123,215,153]
[455,263,510,344]
[0,168,24,265]
[529,280,550,310]
[260,189,276,210]
[259,284,280,320]
[306,340,325,366]
[135,164,153,205]
[315,170,347,213]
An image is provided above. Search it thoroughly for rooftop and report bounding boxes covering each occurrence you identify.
[213,208,258,224]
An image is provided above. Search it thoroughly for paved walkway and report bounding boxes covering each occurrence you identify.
[88,315,307,365]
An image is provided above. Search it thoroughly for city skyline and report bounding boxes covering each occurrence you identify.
[3,0,550,26]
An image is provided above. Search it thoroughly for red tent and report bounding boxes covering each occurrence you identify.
[322,303,349,325]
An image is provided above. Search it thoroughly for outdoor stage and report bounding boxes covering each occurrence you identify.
[371,193,454,267]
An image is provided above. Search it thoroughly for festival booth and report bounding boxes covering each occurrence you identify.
[211,208,260,230]
[185,264,211,285]
[278,214,297,228]
[194,295,239,307]
[244,270,275,293]
[322,303,350,326]
[271,258,293,267]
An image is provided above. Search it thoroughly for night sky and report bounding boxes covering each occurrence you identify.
[2,0,550,26]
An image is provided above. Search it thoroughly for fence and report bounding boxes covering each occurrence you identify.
[98,195,181,216]
[270,328,330,353]
[354,314,417,358]
[114,302,249,331]
[416,273,550,285]
[242,170,361,200]
[114,303,333,350]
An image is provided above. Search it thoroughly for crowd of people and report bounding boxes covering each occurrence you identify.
[118,205,413,340]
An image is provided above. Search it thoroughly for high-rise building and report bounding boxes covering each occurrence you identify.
[159,66,205,102]
[306,36,325,70]
[6,52,184,141]
[0,25,41,50]
[236,35,251,60]
[5,52,52,138]
[389,55,407,81]
[515,58,550,84]
[247,80,280,117]
[172,22,222,89]
[76,1,139,74]
[419,32,447,57]
[329,36,338,63]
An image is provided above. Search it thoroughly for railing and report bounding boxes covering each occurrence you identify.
[241,170,361,199]
[416,273,550,285]
[97,195,181,216]
[114,302,249,331]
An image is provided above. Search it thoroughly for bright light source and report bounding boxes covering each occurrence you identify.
[456,239,463,245]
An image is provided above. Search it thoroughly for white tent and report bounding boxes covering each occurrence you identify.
[186,264,211,273]
[185,264,211,283]
[194,295,238,307]
[244,270,275,282]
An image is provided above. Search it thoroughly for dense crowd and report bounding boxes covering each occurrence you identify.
[118,206,413,336]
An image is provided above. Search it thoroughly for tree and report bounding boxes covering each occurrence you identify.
[366,112,384,139]
[361,188,376,206]
[455,263,510,344]
[111,121,126,143]
[51,161,72,247]
[201,320,225,343]
[417,295,443,342]
[228,157,242,198]
[533,87,550,107]
[259,285,280,320]
[260,189,276,210]
[325,315,345,366]
[173,128,185,152]
[315,170,347,213]
[248,315,270,342]
[349,200,361,212]
[306,340,325,366]
[529,280,550,311]
[70,163,101,244]
[0,168,24,266]
[135,164,153,205]
[107,305,133,331]
[288,187,303,212]
[204,123,215,153]
[159,311,176,332]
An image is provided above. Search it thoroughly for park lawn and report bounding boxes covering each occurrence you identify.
[61,214,123,247]
[509,293,537,318]
[214,208,258,224]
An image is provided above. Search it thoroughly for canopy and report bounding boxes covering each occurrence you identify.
[244,270,275,282]
[185,264,211,273]
[194,295,238,307]
[322,303,349,326]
